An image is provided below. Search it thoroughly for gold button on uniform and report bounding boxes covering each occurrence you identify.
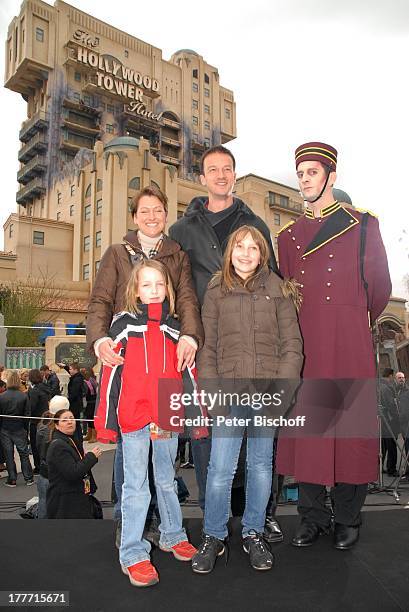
[329,254,334,258]
[327,282,331,287]
[326,296,331,301]
[328,268,332,272]
[301,270,305,274]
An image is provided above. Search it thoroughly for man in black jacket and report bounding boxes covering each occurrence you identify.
[57,363,84,441]
[40,365,61,398]
[169,145,280,542]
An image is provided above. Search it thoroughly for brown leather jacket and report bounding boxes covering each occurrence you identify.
[86,231,204,352]
[198,268,303,381]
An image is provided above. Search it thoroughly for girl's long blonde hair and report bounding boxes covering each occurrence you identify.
[217,225,270,292]
[124,259,176,315]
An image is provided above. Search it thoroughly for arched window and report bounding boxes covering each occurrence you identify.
[151,180,160,190]
[85,184,91,198]
[128,176,141,190]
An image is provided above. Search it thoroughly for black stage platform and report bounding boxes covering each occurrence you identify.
[2,511,409,611]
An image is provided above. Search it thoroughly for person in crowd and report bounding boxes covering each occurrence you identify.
[40,365,61,398]
[57,363,85,441]
[169,144,282,541]
[86,185,204,547]
[95,259,199,588]
[380,368,399,477]
[82,367,98,443]
[191,226,302,573]
[27,368,51,474]
[19,369,29,392]
[0,380,7,475]
[276,142,391,550]
[394,372,409,476]
[0,370,34,487]
[46,408,102,518]
[36,409,54,518]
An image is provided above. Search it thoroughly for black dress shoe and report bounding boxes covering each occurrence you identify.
[333,523,359,550]
[291,521,322,547]
[264,516,284,543]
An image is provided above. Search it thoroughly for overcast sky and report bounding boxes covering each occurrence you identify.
[1,0,408,297]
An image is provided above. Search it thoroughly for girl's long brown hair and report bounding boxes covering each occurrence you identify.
[124,259,176,315]
[217,225,270,292]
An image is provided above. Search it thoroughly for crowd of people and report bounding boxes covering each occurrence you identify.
[0,141,402,590]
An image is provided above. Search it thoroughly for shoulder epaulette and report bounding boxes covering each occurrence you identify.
[277,220,295,235]
[353,206,378,218]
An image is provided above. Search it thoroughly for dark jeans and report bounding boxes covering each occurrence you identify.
[0,428,34,482]
[29,423,40,471]
[191,437,212,512]
[382,437,397,473]
[298,482,368,528]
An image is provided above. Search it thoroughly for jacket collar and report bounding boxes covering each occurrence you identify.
[305,200,340,219]
[184,196,251,219]
[303,205,359,257]
[129,300,171,324]
[122,231,181,258]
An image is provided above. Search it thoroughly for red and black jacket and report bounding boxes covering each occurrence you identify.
[94,301,207,442]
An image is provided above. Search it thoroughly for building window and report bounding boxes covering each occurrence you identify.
[106,123,114,134]
[204,73,210,84]
[204,88,210,97]
[128,176,140,190]
[225,107,231,119]
[84,235,90,251]
[83,264,90,280]
[56,212,61,221]
[204,104,210,114]
[33,231,44,245]
[95,260,100,273]
[9,224,14,238]
[95,231,101,247]
[84,205,91,220]
[85,184,91,198]
[99,102,106,111]
[124,50,129,58]
[274,212,281,225]
[57,191,62,205]
[193,69,198,78]
[70,184,75,196]
[192,99,198,110]
[192,116,198,126]
[192,133,199,142]
[83,95,91,106]
[280,195,289,208]
[35,27,44,42]
[73,92,81,103]
[74,71,81,82]
[204,138,210,148]
[96,199,102,215]
[268,192,276,206]
[70,204,74,216]
[204,120,210,130]
[107,103,115,113]
[192,82,199,93]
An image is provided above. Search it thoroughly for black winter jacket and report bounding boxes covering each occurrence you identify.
[44,372,61,398]
[169,196,279,304]
[28,383,50,418]
[0,389,30,431]
[46,430,98,518]
[63,368,85,418]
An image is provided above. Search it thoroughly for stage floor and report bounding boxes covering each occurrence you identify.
[2,511,409,611]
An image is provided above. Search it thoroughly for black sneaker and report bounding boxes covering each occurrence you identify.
[191,534,226,574]
[4,479,17,488]
[242,531,274,571]
[264,516,284,543]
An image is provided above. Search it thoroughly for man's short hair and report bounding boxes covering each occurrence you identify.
[382,368,394,378]
[130,185,168,216]
[69,362,80,372]
[200,145,236,175]
[39,365,49,372]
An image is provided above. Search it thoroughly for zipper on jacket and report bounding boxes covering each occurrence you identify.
[142,331,149,373]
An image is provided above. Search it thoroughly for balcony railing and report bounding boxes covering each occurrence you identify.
[16,178,46,204]
[19,111,49,143]
[267,193,303,213]
[161,136,180,148]
[18,132,48,162]
[17,155,47,184]
[161,154,180,166]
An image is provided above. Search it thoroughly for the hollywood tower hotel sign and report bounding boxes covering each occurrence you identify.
[69,29,164,122]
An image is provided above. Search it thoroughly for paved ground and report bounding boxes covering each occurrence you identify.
[1,441,408,519]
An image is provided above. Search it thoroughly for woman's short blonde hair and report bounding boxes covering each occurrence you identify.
[7,370,22,390]
[124,259,175,315]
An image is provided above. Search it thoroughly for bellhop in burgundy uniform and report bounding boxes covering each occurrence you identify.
[276,142,391,549]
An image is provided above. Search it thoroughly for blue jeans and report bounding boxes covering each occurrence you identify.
[120,425,186,567]
[114,435,158,522]
[0,428,33,482]
[36,474,49,519]
[204,409,275,540]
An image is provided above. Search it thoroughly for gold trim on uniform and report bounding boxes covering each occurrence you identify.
[303,206,359,257]
[354,207,378,218]
[277,219,295,235]
[305,200,340,219]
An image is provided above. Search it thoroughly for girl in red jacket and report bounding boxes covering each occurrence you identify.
[95,260,197,587]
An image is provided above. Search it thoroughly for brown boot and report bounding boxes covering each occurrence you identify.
[84,430,93,442]
[90,428,97,443]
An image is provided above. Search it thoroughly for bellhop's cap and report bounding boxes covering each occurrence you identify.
[295,142,337,170]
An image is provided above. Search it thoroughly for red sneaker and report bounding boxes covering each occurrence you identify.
[121,560,159,587]
[160,540,197,561]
